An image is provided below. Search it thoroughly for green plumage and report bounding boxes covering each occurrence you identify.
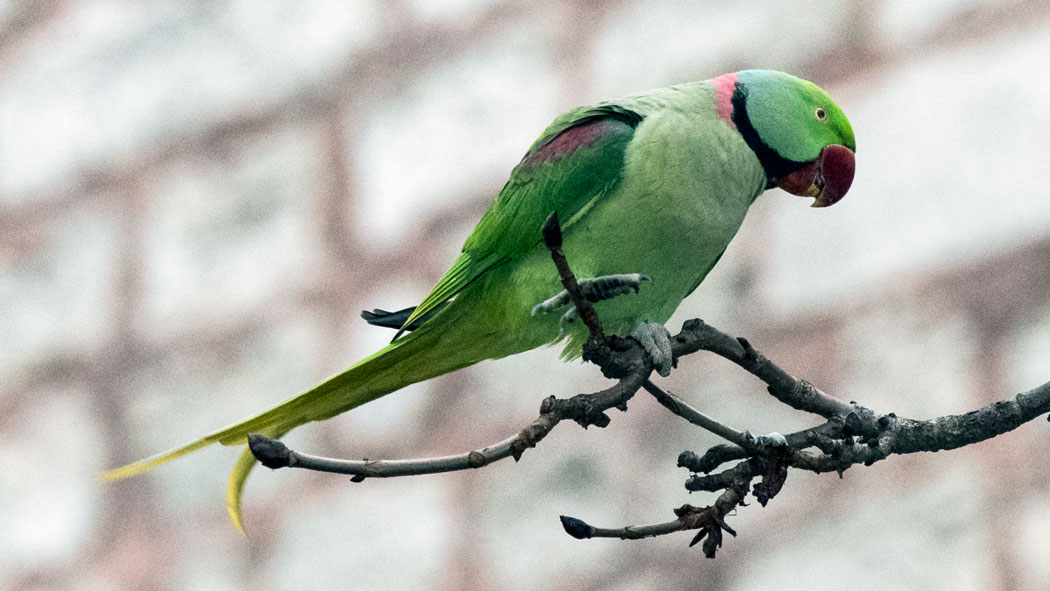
[100,70,856,531]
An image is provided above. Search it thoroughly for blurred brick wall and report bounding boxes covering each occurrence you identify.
[3,1,1050,590]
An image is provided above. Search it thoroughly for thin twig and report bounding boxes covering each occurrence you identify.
[250,431,524,477]
[559,514,691,541]
[249,372,649,479]
[671,319,855,418]
[561,480,749,558]
[642,379,748,447]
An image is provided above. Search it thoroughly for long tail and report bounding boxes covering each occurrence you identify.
[98,303,501,531]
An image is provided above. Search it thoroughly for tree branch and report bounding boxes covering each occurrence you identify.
[248,373,646,479]
[670,320,856,418]
[247,213,1050,557]
[642,379,749,447]
[560,478,750,558]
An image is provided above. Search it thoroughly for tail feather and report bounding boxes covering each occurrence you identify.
[95,341,403,482]
[361,302,449,332]
[226,435,286,533]
[98,305,498,528]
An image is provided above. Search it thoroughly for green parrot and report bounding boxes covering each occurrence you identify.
[101,69,856,531]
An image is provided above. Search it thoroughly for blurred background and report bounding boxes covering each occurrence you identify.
[3,0,1050,589]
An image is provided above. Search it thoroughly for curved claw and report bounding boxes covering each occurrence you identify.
[586,273,652,301]
[558,306,578,330]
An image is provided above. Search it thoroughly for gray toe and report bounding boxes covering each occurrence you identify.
[631,321,673,377]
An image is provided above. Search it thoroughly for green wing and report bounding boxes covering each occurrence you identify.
[398,104,643,335]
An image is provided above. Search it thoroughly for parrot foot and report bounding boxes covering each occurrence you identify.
[530,273,653,322]
[630,321,673,377]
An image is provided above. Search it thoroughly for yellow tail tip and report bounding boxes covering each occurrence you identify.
[226,444,261,535]
[97,442,258,536]
[95,437,222,482]
[228,504,248,536]
[96,458,161,481]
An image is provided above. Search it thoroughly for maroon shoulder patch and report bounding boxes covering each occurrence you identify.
[525,118,623,165]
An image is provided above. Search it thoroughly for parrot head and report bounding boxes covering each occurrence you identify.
[732,70,856,207]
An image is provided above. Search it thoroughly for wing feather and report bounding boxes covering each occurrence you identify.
[397,104,643,335]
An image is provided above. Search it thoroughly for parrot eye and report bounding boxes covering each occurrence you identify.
[815,107,828,122]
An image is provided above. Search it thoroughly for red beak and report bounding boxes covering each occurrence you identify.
[775,144,855,208]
